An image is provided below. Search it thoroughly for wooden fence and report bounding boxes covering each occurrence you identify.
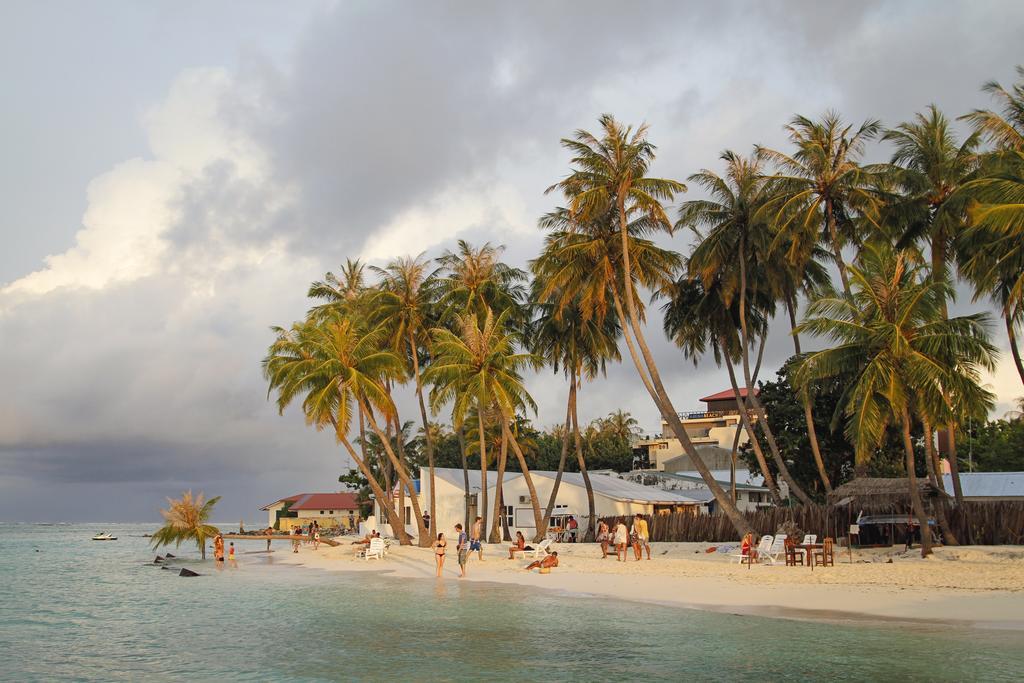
[599,501,1024,545]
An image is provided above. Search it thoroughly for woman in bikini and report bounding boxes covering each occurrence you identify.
[507,530,527,559]
[433,532,447,577]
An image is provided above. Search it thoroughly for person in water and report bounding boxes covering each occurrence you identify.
[433,532,447,577]
[524,552,559,571]
[228,542,235,560]
[213,534,225,562]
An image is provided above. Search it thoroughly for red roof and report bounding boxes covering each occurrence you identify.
[260,492,360,511]
[700,387,759,402]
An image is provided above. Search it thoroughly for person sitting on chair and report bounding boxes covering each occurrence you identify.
[507,531,527,559]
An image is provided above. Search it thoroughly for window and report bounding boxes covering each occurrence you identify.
[319,510,325,514]
[502,505,513,529]
[328,510,334,514]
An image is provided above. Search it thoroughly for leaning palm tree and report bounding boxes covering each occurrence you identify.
[425,308,543,537]
[757,112,883,296]
[680,150,814,503]
[371,254,442,539]
[544,114,752,536]
[794,241,997,557]
[262,313,421,543]
[528,289,620,541]
[151,490,220,560]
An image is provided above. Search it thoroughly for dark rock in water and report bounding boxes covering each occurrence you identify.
[164,553,175,559]
[154,556,165,563]
[178,568,200,577]
[161,565,175,570]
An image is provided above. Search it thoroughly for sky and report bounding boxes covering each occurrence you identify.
[2,1,1023,522]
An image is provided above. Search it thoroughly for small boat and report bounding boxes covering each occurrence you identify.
[91,532,117,541]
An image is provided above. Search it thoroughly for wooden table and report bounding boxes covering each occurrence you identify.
[797,543,823,570]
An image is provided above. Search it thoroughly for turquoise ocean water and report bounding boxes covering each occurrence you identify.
[1,522,1021,682]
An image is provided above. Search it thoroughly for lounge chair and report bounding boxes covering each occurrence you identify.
[733,535,774,564]
[365,537,385,561]
[801,534,818,545]
[512,538,552,559]
[761,534,788,565]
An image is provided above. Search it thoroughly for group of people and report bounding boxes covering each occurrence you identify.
[433,516,557,578]
[212,533,236,563]
[595,514,652,561]
[290,521,321,553]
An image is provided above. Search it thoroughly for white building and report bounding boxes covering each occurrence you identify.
[370,467,707,540]
[624,469,774,513]
[634,388,756,471]
[942,472,1024,501]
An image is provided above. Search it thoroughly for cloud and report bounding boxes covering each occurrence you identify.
[3,1,1024,521]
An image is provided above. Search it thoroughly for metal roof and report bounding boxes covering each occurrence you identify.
[942,472,1024,498]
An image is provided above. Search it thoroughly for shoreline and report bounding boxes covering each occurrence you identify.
[267,539,1024,630]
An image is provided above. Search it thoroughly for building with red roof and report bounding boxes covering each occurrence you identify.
[261,492,361,530]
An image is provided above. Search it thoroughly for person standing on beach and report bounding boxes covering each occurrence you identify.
[613,520,629,561]
[470,516,484,561]
[631,513,651,560]
[596,521,611,558]
[313,526,321,550]
[455,523,469,578]
[291,526,301,553]
[433,532,447,577]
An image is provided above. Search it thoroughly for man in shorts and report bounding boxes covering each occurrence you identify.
[632,513,652,560]
[470,516,484,561]
[455,523,469,578]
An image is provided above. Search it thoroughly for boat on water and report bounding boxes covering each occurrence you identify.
[91,532,117,541]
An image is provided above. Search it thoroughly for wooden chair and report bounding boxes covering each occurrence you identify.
[784,537,804,566]
[812,537,834,567]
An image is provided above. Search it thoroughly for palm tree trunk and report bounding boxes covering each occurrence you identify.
[609,266,752,536]
[390,414,405,536]
[725,353,783,505]
[788,295,832,493]
[826,198,851,297]
[408,330,437,543]
[901,407,933,558]
[457,421,470,531]
[571,375,597,543]
[361,404,429,544]
[490,426,509,543]
[945,423,965,506]
[335,425,407,542]
[932,244,965,508]
[540,384,574,538]
[737,237,812,505]
[477,407,489,540]
[1007,312,1024,387]
[502,417,544,540]
[200,542,206,560]
[923,417,958,545]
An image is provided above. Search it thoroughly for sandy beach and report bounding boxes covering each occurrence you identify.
[273,538,1024,628]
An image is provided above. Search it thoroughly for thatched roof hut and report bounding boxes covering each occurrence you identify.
[827,477,950,511]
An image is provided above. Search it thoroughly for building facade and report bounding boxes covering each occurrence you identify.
[261,492,361,530]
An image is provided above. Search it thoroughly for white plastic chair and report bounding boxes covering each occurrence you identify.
[762,534,788,565]
[801,534,817,545]
[365,537,385,561]
[513,538,552,559]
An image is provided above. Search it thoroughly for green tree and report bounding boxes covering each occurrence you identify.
[151,490,220,560]
[962,417,1024,471]
[544,114,753,537]
[795,241,997,556]
[758,112,883,296]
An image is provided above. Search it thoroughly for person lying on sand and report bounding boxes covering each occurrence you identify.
[524,552,558,571]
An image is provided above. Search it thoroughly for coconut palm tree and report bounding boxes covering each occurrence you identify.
[757,112,883,296]
[794,241,997,557]
[600,410,639,442]
[680,150,814,503]
[372,254,442,543]
[262,313,423,543]
[151,490,220,560]
[882,105,981,504]
[528,290,620,541]
[436,240,528,325]
[545,114,753,536]
[961,65,1024,152]
[425,308,543,537]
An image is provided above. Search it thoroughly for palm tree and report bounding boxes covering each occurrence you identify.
[961,65,1024,152]
[757,112,883,296]
[545,114,753,536]
[528,290,620,541]
[425,308,543,537]
[372,254,442,544]
[882,105,981,504]
[794,241,996,557]
[600,410,639,442]
[151,490,221,560]
[262,313,421,544]
[680,150,814,503]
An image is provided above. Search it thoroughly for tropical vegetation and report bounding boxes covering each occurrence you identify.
[264,65,1024,550]
[151,491,221,560]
